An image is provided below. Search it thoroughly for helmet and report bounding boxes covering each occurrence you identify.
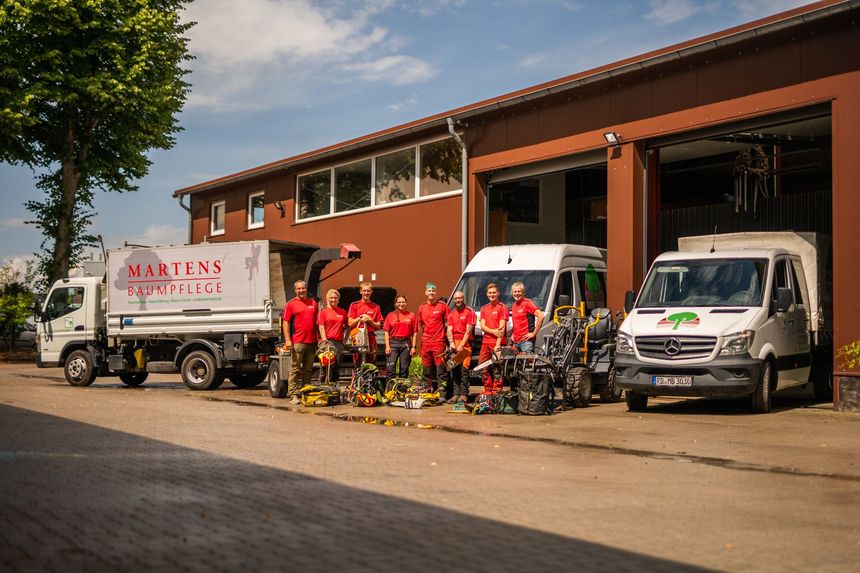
[318,349,336,366]
[355,392,378,407]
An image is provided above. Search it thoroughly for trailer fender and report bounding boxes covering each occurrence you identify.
[174,339,225,370]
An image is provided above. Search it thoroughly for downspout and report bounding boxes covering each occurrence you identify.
[177,194,192,245]
[447,117,468,272]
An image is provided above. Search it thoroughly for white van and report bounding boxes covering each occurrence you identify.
[614,232,832,413]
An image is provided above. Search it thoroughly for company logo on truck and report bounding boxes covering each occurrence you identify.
[657,311,700,330]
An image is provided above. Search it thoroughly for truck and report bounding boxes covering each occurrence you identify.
[614,232,832,413]
[35,240,359,390]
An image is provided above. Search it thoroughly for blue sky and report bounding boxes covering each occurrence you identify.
[0,0,809,270]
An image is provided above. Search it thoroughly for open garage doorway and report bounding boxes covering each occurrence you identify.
[486,150,607,248]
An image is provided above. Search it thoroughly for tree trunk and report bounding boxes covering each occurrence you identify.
[52,118,80,283]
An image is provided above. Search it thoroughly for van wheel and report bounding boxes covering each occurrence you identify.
[181,350,224,391]
[598,368,623,403]
[565,367,592,407]
[626,391,648,411]
[751,360,773,413]
[229,372,266,388]
[65,350,97,387]
[119,372,148,387]
[268,360,288,398]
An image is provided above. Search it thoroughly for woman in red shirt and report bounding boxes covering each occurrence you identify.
[383,295,418,380]
[317,289,347,384]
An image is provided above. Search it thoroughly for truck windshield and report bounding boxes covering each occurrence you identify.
[451,271,553,310]
[638,258,767,308]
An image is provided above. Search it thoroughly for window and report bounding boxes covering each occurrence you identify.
[210,201,225,236]
[335,159,371,213]
[376,148,415,205]
[554,271,574,308]
[247,191,264,229]
[45,287,84,321]
[297,170,331,219]
[576,265,607,311]
[790,259,807,306]
[419,139,462,197]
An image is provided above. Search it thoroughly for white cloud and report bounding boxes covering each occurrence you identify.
[520,53,547,67]
[183,0,438,112]
[645,0,701,26]
[0,256,36,280]
[731,0,810,17]
[388,96,418,112]
[0,218,27,228]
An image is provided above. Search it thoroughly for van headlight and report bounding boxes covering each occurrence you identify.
[616,332,634,355]
[720,330,755,355]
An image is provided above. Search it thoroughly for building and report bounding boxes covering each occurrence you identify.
[174,0,860,408]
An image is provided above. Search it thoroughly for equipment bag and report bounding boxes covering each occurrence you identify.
[517,372,552,415]
[299,384,340,407]
[471,391,499,415]
[497,391,519,415]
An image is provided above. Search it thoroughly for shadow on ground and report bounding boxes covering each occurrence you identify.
[0,404,710,573]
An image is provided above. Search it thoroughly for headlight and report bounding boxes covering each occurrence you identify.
[616,332,634,355]
[720,330,755,355]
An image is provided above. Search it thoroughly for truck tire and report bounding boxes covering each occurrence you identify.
[65,349,97,387]
[229,372,266,389]
[598,368,623,403]
[119,372,148,387]
[181,350,224,391]
[564,367,592,408]
[625,391,648,411]
[751,360,772,413]
[268,361,288,398]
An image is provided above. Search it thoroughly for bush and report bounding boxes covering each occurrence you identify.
[0,262,36,351]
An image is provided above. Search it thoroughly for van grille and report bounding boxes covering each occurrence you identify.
[635,336,717,360]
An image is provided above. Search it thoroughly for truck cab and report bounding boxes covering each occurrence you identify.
[36,276,104,369]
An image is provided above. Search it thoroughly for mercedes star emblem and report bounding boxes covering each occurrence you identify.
[664,337,682,356]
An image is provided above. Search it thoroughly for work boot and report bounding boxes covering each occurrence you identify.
[289,395,301,405]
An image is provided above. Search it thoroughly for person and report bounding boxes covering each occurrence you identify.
[446,290,476,404]
[417,282,451,401]
[383,295,418,381]
[347,281,382,363]
[479,283,508,394]
[282,280,319,404]
[510,281,545,354]
[317,289,347,384]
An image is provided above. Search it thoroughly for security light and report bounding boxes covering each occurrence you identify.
[603,131,621,146]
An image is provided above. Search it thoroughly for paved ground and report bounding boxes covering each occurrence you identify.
[1,363,858,572]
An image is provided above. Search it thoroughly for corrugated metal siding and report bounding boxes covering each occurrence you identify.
[660,189,831,252]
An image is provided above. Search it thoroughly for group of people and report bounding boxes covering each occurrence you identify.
[280,279,545,406]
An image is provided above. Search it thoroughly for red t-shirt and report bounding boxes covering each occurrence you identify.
[511,298,539,343]
[447,306,477,342]
[282,297,319,344]
[417,301,450,346]
[480,302,509,346]
[317,306,347,342]
[347,300,383,332]
[384,310,417,339]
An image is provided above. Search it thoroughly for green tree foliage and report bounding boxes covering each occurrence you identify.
[0,262,36,351]
[0,0,193,285]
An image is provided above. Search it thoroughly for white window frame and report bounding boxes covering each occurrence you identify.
[247,191,265,229]
[210,200,225,236]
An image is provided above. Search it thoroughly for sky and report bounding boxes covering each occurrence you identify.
[0,0,811,273]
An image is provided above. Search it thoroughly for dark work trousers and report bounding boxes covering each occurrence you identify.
[386,338,411,380]
[319,340,344,384]
[450,363,470,399]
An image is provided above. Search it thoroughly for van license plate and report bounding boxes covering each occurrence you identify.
[652,375,693,387]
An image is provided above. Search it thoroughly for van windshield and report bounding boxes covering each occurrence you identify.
[638,258,767,308]
[451,271,553,311]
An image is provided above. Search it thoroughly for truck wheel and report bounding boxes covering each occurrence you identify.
[65,349,97,387]
[181,350,224,391]
[119,372,148,387]
[626,391,648,411]
[565,367,592,408]
[268,361,288,398]
[229,372,266,389]
[751,360,772,413]
[598,368,623,403]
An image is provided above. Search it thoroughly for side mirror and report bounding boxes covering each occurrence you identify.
[31,298,45,323]
[624,290,636,314]
[776,287,792,313]
[557,294,571,308]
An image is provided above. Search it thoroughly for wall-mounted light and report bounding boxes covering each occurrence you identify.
[603,131,621,147]
[274,200,285,212]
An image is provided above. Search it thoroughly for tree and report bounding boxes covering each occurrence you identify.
[0,0,193,285]
[0,262,36,351]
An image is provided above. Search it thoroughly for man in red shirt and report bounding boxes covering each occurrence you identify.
[347,281,382,363]
[282,279,319,404]
[417,282,450,401]
[317,288,347,384]
[510,281,545,354]
[479,283,508,393]
[446,290,476,404]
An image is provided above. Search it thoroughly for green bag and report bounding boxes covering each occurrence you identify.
[497,391,519,415]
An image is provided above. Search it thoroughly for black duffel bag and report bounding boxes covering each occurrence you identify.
[517,372,553,415]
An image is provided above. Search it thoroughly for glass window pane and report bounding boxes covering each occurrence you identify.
[249,194,264,226]
[211,203,224,232]
[335,159,371,212]
[375,148,415,205]
[420,139,462,197]
[298,170,331,219]
[46,287,84,320]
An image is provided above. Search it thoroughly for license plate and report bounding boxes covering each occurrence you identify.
[651,375,693,387]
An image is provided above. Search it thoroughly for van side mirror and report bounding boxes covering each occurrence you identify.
[624,290,636,313]
[776,287,792,313]
[557,294,570,308]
